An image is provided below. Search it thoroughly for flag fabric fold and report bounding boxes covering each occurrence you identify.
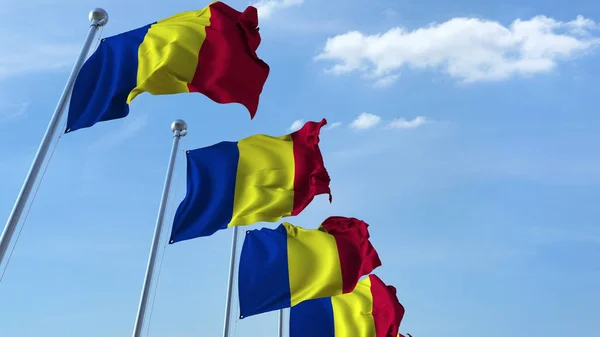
[290,274,405,337]
[66,1,270,133]
[238,216,381,318]
[169,119,331,243]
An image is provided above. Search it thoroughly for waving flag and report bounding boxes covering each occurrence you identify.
[238,217,381,318]
[170,119,331,242]
[290,274,405,337]
[66,1,270,133]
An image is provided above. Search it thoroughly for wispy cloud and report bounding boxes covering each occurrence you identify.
[254,0,304,20]
[316,15,600,85]
[0,101,29,123]
[20,233,143,266]
[324,121,342,130]
[350,113,433,130]
[332,131,600,185]
[382,8,398,18]
[88,114,149,150]
[289,120,342,132]
[289,114,433,134]
[273,19,345,35]
[387,116,431,129]
[373,75,400,88]
[0,32,81,79]
[288,119,304,131]
[350,113,381,130]
[331,144,389,159]
[384,235,534,269]
[528,226,600,246]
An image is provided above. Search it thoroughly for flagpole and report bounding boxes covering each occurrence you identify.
[131,120,187,337]
[278,309,284,337]
[222,226,240,337]
[0,8,109,269]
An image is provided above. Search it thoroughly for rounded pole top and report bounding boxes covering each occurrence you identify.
[89,8,108,25]
[171,119,188,134]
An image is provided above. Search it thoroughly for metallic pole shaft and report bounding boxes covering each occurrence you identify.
[131,120,188,337]
[278,309,284,337]
[222,226,240,337]
[0,8,109,269]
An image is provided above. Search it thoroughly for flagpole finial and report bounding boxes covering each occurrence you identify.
[89,8,108,26]
[171,119,188,136]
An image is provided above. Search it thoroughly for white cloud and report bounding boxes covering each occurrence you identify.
[290,120,341,132]
[387,116,431,129]
[315,15,600,85]
[0,32,81,79]
[89,114,149,149]
[566,15,598,35]
[289,119,304,131]
[373,74,399,88]
[254,0,304,20]
[0,101,29,123]
[382,8,398,18]
[528,226,600,245]
[324,121,342,130]
[350,113,381,130]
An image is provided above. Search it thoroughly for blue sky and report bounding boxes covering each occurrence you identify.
[1,0,600,336]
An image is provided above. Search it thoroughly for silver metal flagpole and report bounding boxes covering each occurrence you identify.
[222,226,240,337]
[131,120,188,337]
[0,8,109,268]
[278,309,284,337]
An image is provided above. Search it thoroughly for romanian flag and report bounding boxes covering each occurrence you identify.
[290,275,405,337]
[169,119,331,243]
[66,1,270,133]
[238,217,381,318]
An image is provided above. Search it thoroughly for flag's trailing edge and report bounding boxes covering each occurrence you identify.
[65,1,270,133]
[289,274,405,337]
[169,119,331,242]
[238,216,381,318]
